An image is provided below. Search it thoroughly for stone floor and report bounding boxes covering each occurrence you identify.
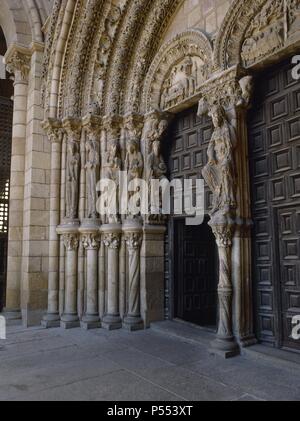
[0,320,300,401]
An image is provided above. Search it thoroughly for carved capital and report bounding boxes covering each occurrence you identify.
[197,68,253,114]
[103,232,121,250]
[125,232,143,251]
[81,233,100,250]
[210,224,234,248]
[63,118,82,142]
[5,49,31,81]
[42,119,64,144]
[63,233,79,251]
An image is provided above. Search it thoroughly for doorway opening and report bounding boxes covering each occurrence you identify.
[163,106,218,329]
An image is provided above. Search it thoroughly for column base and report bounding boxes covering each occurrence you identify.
[41,313,61,329]
[60,314,80,329]
[210,336,240,359]
[102,314,122,331]
[239,334,258,348]
[123,316,144,332]
[81,315,101,330]
[2,309,21,321]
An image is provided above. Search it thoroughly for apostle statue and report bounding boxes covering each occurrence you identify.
[103,137,122,223]
[202,105,237,216]
[66,138,80,219]
[85,134,100,219]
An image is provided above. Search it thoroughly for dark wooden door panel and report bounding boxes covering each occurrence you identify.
[249,59,300,351]
[174,219,217,327]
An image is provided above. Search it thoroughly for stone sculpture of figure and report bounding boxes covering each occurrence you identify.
[66,138,80,219]
[85,134,100,219]
[103,137,122,222]
[148,139,167,181]
[202,105,237,216]
[125,137,144,218]
[181,56,196,97]
[125,138,144,182]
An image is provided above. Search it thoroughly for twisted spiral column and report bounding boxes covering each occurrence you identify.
[123,222,143,331]
[211,223,239,357]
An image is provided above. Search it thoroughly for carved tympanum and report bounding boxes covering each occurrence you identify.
[160,55,209,110]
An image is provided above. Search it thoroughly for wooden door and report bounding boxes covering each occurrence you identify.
[248,59,300,350]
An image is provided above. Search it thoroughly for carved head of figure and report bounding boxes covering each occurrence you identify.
[209,105,226,129]
[239,76,253,107]
[158,119,168,137]
[127,137,139,155]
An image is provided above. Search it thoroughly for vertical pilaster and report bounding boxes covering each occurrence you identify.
[141,225,166,327]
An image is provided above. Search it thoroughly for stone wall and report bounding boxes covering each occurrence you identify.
[162,0,234,44]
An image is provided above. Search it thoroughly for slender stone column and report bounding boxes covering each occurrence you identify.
[42,121,63,328]
[57,223,80,329]
[101,224,122,330]
[123,221,143,331]
[4,47,30,320]
[80,219,101,330]
[210,221,239,358]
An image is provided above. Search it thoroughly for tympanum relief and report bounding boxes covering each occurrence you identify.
[241,0,285,67]
[160,55,209,110]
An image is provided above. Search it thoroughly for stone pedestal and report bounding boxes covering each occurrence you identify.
[57,221,80,329]
[123,221,144,331]
[101,224,122,330]
[80,219,101,330]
